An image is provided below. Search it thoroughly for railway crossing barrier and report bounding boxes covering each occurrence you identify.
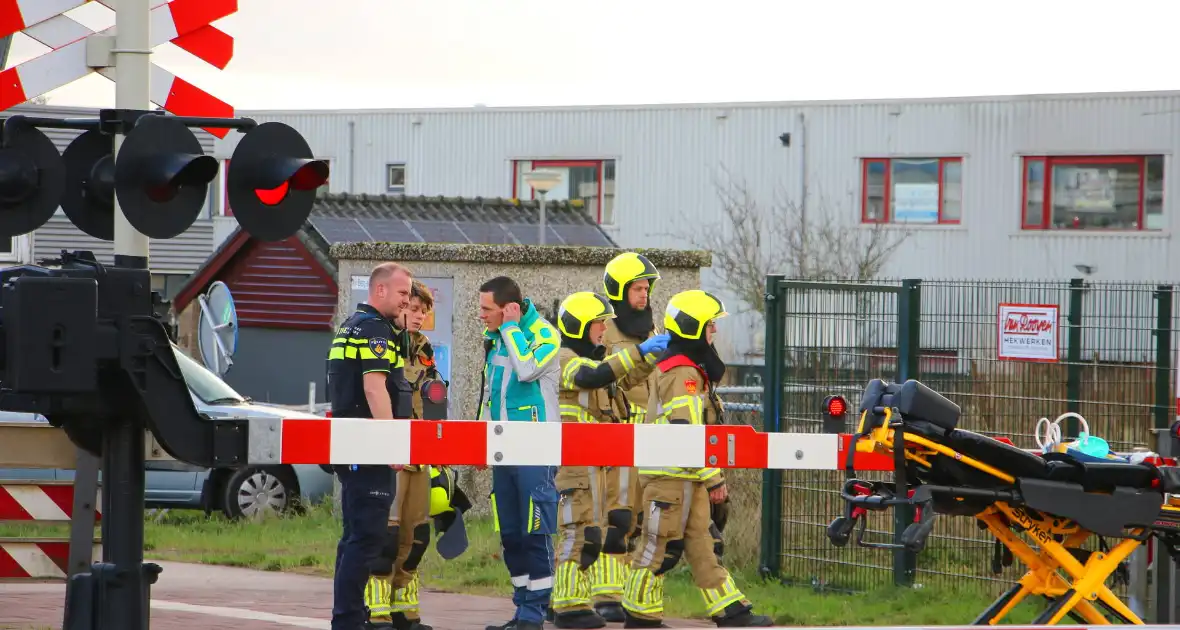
[0,447,100,583]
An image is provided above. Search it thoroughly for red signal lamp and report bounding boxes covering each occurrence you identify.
[823,395,848,417]
[423,379,448,405]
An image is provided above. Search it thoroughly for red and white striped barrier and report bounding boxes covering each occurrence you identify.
[0,539,100,580]
[254,418,898,471]
[0,0,236,135]
[0,481,102,522]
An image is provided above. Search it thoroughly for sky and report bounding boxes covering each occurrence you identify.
[10,0,1180,112]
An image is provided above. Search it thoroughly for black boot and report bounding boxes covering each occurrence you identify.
[515,622,543,630]
[594,602,625,624]
[621,610,667,629]
[712,603,773,628]
[554,610,607,629]
[485,620,518,630]
[546,607,556,623]
[389,613,433,630]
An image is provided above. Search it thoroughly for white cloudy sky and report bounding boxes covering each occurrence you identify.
[11,0,1179,111]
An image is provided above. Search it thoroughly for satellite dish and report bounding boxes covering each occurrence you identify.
[197,281,238,377]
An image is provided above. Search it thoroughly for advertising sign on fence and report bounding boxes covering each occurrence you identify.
[997,303,1060,362]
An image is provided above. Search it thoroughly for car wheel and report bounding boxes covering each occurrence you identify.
[221,466,299,520]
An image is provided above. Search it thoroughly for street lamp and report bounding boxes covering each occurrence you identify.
[523,169,563,245]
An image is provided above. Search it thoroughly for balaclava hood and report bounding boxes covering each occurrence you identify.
[610,281,656,339]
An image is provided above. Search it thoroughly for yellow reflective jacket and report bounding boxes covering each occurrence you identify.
[557,345,658,424]
[602,318,661,423]
[641,356,725,487]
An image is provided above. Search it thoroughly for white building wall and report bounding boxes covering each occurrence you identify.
[223,91,1180,360]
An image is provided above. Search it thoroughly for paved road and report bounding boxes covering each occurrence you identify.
[0,561,711,630]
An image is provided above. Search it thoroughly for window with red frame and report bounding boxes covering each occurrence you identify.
[221,158,331,217]
[1021,155,1163,231]
[862,157,962,224]
[512,159,616,225]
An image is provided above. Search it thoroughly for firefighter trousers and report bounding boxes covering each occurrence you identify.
[552,465,606,615]
[622,477,752,623]
[589,465,641,605]
[365,466,432,623]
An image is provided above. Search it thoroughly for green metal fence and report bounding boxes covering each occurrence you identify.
[759,276,1176,596]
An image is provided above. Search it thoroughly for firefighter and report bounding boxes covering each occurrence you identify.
[326,262,414,630]
[365,280,445,630]
[551,291,670,630]
[622,289,772,629]
[593,252,662,622]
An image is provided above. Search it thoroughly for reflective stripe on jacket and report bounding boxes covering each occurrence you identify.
[479,298,560,422]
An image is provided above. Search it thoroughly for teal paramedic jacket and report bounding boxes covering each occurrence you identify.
[479,298,561,423]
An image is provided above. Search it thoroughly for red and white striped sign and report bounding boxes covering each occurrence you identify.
[0,0,236,135]
[0,539,101,579]
[262,418,898,471]
[0,481,101,522]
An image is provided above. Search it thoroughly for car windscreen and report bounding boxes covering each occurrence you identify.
[173,346,246,404]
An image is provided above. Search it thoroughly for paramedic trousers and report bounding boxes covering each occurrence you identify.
[590,465,641,605]
[492,465,559,625]
[364,466,432,623]
[622,477,750,623]
[552,466,605,615]
[333,465,395,630]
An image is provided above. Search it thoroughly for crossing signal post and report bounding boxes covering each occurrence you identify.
[0,106,326,630]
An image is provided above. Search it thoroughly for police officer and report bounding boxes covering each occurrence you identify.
[364,280,444,630]
[551,292,669,630]
[593,253,662,623]
[327,262,415,630]
[622,290,772,629]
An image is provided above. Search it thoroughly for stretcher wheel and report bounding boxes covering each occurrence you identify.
[827,516,855,547]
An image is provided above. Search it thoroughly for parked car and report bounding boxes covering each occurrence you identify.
[0,345,335,520]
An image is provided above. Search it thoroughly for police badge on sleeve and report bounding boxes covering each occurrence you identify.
[369,337,388,357]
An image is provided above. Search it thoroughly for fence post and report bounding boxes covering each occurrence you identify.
[1153,285,1173,431]
[1065,278,1085,438]
[759,274,785,579]
[893,279,921,587]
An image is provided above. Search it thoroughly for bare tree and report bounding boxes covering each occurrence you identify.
[668,166,911,317]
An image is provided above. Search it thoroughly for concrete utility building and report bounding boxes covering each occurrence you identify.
[16,90,1180,361]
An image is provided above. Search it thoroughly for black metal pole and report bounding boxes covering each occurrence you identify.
[100,416,153,630]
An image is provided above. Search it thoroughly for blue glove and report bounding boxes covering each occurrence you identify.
[639,334,671,356]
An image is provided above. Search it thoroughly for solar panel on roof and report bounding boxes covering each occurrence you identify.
[409,220,470,244]
[311,217,373,244]
[364,219,420,243]
[505,223,540,245]
[553,224,615,247]
[460,222,514,245]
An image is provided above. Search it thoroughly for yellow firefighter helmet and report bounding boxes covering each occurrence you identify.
[663,289,727,340]
[557,291,615,339]
[603,252,660,302]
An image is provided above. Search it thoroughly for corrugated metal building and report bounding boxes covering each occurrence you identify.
[215,90,1180,360]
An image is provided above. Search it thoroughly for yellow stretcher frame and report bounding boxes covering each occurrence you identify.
[834,406,1180,626]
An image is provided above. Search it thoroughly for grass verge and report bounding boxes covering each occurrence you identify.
[1,502,1043,626]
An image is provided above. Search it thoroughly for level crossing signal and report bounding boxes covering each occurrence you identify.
[0,111,328,242]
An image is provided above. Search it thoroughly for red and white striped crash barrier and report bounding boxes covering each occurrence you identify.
[256,418,899,471]
[0,481,102,522]
[0,539,101,579]
[0,0,235,136]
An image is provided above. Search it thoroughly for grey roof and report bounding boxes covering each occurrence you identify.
[306,193,618,248]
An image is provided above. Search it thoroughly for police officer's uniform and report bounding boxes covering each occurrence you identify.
[364,330,445,630]
[327,302,413,630]
[550,292,667,630]
[592,253,663,622]
[621,291,771,629]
